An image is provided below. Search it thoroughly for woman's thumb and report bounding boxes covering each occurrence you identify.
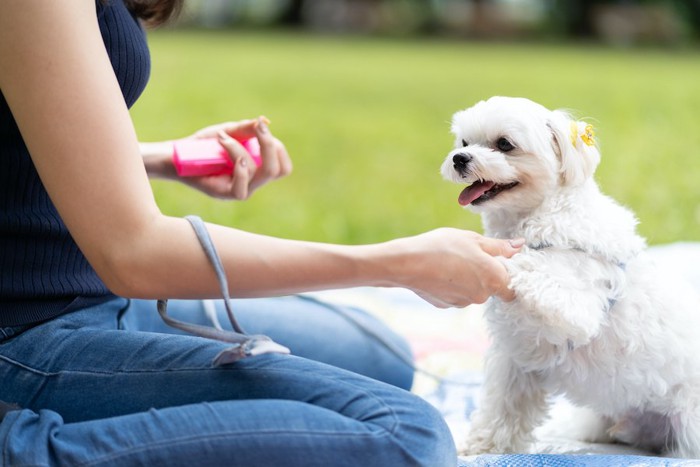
[480,237,525,258]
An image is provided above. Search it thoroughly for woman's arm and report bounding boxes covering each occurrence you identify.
[141,141,178,179]
[0,0,518,308]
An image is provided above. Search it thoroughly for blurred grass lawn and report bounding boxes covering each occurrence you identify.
[131,30,700,246]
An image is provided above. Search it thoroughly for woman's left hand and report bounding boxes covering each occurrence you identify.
[144,117,292,200]
[188,117,292,200]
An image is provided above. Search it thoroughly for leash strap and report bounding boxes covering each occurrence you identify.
[157,215,290,366]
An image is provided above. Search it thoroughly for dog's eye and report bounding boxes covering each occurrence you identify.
[496,138,515,152]
[461,139,468,147]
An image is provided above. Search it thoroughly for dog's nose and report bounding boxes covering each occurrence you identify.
[453,153,472,171]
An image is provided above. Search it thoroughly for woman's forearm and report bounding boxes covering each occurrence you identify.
[103,213,398,299]
[104,212,518,309]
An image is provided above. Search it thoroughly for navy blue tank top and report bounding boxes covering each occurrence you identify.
[0,0,151,325]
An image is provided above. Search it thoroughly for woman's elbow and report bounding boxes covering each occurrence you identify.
[90,243,157,298]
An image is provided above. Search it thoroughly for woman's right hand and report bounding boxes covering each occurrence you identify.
[384,228,523,308]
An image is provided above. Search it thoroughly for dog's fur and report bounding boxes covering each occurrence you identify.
[440,96,700,457]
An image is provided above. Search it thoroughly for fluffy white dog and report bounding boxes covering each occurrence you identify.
[440,96,700,457]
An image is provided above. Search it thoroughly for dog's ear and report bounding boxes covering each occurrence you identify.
[547,110,600,186]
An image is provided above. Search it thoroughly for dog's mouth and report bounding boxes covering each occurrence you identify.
[458,181,520,206]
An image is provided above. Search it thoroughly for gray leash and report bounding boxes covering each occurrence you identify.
[157,217,475,387]
[157,215,290,366]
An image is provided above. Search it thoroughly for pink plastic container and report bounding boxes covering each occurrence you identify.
[173,137,262,177]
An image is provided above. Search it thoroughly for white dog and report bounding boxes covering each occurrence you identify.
[440,96,700,457]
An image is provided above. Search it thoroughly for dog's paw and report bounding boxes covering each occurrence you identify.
[458,435,499,456]
[458,431,527,456]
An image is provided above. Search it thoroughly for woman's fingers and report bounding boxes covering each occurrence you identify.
[276,139,293,176]
[478,236,525,259]
[216,130,254,200]
[193,119,258,140]
[250,117,280,188]
[249,117,293,192]
[476,236,522,301]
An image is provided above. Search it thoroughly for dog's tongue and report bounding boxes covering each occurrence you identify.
[458,181,495,206]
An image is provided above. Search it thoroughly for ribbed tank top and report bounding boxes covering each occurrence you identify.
[0,0,151,326]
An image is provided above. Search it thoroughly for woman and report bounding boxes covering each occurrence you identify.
[0,1,521,465]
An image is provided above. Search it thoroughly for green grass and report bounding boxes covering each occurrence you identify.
[131,29,700,245]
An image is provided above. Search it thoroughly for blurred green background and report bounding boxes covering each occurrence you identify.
[131,2,700,246]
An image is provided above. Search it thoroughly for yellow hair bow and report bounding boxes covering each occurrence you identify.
[570,121,595,147]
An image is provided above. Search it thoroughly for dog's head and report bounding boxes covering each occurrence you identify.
[440,96,600,214]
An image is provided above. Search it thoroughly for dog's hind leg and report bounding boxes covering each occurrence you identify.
[669,406,700,458]
[609,410,672,454]
[460,348,549,455]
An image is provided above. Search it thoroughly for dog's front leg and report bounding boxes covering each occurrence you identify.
[505,250,620,347]
[460,348,549,455]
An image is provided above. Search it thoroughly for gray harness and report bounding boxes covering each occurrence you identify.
[157,215,290,366]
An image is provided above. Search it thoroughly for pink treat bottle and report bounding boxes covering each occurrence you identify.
[172,137,262,177]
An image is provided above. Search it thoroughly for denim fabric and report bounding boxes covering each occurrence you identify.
[123,295,416,389]
[0,296,456,466]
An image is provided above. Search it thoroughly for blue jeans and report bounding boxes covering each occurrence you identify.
[0,295,456,466]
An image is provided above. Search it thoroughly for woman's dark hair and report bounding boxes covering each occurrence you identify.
[123,0,184,27]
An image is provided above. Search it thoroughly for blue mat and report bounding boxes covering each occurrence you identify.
[458,454,698,467]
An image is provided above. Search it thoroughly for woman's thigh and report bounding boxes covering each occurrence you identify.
[123,294,415,389]
[0,395,455,467]
[0,298,455,466]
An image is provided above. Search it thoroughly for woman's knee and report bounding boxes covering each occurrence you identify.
[384,391,457,466]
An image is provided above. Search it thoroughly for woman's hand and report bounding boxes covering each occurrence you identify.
[384,229,523,308]
[191,117,292,199]
[143,117,292,200]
